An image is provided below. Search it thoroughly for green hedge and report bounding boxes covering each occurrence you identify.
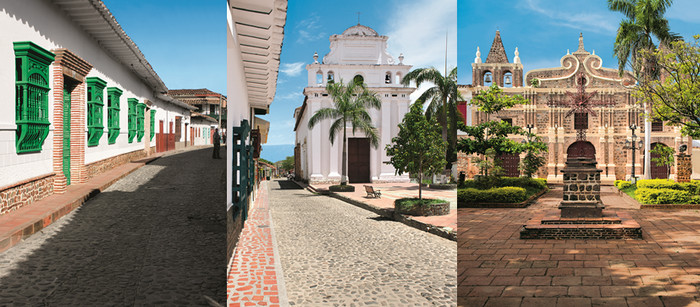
[614,180,633,190]
[460,176,547,191]
[636,179,700,193]
[458,187,528,204]
[635,188,690,204]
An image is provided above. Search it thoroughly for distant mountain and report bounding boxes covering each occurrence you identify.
[261,144,295,163]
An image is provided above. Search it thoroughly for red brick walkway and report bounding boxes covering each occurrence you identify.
[0,154,162,253]
[311,182,457,230]
[227,181,285,307]
[458,186,700,307]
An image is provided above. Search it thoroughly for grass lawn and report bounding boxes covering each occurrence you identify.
[621,185,637,200]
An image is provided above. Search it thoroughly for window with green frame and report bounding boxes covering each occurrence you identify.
[150,109,156,141]
[106,87,122,144]
[13,41,55,153]
[136,103,146,142]
[86,77,106,146]
[127,98,137,143]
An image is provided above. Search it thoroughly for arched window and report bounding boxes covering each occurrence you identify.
[503,72,513,88]
[316,71,323,85]
[385,72,392,84]
[483,71,493,86]
[327,71,334,84]
[353,74,364,85]
[395,73,401,84]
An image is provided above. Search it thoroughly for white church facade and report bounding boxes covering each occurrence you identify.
[294,24,414,184]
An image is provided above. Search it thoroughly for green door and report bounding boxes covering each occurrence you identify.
[63,87,71,185]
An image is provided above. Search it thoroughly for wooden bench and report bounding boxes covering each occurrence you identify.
[364,185,381,198]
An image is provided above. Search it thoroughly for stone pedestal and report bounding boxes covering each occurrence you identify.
[559,157,604,218]
[677,154,691,183]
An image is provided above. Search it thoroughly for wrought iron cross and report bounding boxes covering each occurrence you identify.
[561,72,609,118]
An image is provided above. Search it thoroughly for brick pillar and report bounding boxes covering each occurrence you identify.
[71,82,87,184]
[52,66,67,193]
[676,154,691,183]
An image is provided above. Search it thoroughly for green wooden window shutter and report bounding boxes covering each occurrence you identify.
[106,87,122,144]
[127,98,138,143]
[136,103,146,142]
[150,109,156,141]
[86,77,106,146]
[13,41,55,153]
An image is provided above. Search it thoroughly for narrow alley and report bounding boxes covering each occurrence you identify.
[0,148,226,306]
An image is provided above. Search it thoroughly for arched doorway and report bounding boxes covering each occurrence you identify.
[650,142,670,179]
[567,141,596,160]
[496,152,520,177]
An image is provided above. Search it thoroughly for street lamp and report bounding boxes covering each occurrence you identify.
[623,124,644,183]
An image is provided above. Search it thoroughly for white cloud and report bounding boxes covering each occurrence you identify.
[296,14,326,44]
[275,91,304,101]
[667,0,700,23]
[280,62,305,77]
[523,0,617,34]
[383,0,457,102]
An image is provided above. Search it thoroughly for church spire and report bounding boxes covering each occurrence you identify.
[573,32,590,55]
[485,30,509,63]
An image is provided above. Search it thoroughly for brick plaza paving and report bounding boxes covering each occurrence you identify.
[458,186,700,307]
[229,179,457,306]
[0,147,225,306]
[311,182,457,231]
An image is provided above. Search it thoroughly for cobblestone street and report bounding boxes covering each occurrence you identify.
[0,148,225,306]
[269,179,457,306]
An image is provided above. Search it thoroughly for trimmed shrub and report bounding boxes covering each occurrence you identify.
[617,181,632,190]
[329,184,355,192]
[458,187,528,204]
[689,196,700,204]
[636,179,700,193]
[635,188,690,204]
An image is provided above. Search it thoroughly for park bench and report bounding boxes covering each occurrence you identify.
[364,185,381,198]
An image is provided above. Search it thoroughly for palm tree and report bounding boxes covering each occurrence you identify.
[400,67,462,169]
[308,80,381,186]
[608,0,680,180]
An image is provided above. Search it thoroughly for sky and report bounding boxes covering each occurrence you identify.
[261,0,458,149]
[101,0,225,95]
[458,0,700,85]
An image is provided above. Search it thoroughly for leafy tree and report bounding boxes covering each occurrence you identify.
[650,144,675,179]
[279,156,295,172]
[519,133,548,178]
[401,67,462,169]
[636,36,700,137]
[608,0,681,78]
[259,158,273,165]
[308,80,381,186]
[457,85,534,176]
[386,100,447,201]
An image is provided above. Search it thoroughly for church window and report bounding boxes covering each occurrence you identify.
[574,112,588,130]
[503,72,513,88]
[652,120,663,132]
[86,77,107,146]
[13,41,54,153]
[127,98,138,143]
[353,74,364,85]
[395,73,402,84]
[107,87,122,144]
[502,118,512,125]
[483,71,493,86]
[327,71,334,83]
[385,72,392,84]
[316,71,323,85]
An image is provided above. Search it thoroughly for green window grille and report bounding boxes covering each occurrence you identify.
[106,87,122,144]
[86,77,106,146]
[232,120,252,221]
[13,41,55,153]
[127,98,138,143]
[150,109,156,141]
[136,103,146,142]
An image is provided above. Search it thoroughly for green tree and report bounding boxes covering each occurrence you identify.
[308,80,381,186]
[636,36,700,137]
[386,100,447,201]
[279,156,294,172]
[650,144,675,179]
[456,85,532,176]
[519,133,548,178]
[608,0,681,78]
[401,67,462,169]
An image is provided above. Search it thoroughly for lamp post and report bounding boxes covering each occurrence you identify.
[623,124,644,184]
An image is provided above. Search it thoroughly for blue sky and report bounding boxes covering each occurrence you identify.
[458,0,700,85]
[101,0,225,94]
[261,0,457,150]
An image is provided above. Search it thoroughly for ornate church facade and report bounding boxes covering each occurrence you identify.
[294,24,414,184]
[460,31,686,183]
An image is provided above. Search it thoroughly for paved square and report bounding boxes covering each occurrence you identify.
[458,186,700,306]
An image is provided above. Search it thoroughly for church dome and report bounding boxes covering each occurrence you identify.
[341,24,379,36]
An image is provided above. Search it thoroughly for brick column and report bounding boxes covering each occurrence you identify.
[51,66,67,193]
[71,82,87,184]
[677,154,691,183]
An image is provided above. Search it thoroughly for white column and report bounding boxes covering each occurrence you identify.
[310,101,323,182]
[328,99,340,181]
[379,100,392,180]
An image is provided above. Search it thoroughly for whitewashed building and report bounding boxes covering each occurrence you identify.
[294,24,415,184]
[0,0,194,215]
